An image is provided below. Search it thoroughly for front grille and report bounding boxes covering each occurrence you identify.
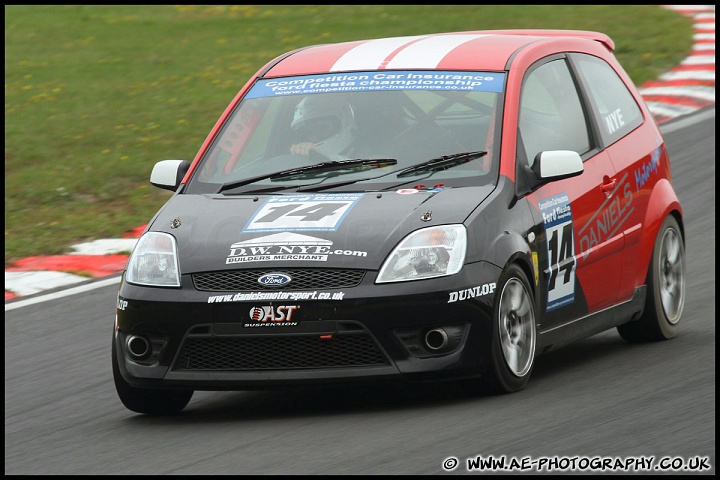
[193,268,365,291]
[173,333,389,370]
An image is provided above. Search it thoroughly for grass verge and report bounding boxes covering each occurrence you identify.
[4,5,693,265]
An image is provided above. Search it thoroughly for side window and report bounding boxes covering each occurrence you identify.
[518,58,591,167]
[571,54,643,145]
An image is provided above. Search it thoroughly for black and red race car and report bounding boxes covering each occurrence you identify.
[112,29,686,414]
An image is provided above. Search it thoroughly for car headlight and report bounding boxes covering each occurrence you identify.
[376,225,466,283]
[125,232,181,287]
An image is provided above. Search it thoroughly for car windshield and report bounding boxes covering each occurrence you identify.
[186,70,506,194]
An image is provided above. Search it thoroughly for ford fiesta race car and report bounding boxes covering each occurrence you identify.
[113,29,686,415]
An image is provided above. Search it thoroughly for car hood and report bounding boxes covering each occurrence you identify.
[149,186,494,273]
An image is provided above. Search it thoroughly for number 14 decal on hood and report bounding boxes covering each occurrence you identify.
[242,193,364,233]
[538,193,576,312]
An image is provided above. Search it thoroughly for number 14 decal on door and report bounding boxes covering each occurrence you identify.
[538,193,577,312]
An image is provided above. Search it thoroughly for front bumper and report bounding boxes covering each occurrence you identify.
[114,261,501,390]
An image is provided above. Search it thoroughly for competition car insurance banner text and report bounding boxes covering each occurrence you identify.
[245,70,506,98]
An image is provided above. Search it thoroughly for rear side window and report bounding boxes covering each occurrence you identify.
[518,58,591,167]
[572,54,643,145]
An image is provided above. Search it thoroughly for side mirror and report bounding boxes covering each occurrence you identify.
[150,160,190,191]
[531,150,583,182]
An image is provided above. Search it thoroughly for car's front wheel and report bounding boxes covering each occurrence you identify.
[618,215,685,342]
[464,264,537,395]
[112,338,193,415]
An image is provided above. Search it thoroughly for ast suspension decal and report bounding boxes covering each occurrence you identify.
[245,305,300,327]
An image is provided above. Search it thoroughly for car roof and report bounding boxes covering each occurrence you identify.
[262,29,615,77]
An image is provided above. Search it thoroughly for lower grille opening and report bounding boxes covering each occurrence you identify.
[173,333,390,371]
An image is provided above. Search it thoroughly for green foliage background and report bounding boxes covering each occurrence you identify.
[4,5,693,265]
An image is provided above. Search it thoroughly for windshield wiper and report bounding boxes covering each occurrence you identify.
[395,151,487,177]
[300,151,491,192]
[216,158,397,193]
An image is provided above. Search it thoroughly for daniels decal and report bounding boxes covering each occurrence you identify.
[245,305,300,327]
[227,232,367,264]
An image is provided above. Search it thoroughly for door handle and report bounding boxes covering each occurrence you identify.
[601,176,617,195]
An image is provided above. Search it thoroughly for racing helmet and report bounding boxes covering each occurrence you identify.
[291,94,355,158]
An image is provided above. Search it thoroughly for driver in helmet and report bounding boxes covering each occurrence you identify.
[290,94,356,161]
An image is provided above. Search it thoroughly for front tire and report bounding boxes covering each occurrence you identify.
[463,264,537,395]
[112,337,193,415]
[618,215,685,342]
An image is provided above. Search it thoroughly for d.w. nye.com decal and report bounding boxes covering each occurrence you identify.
[227,232,367,264]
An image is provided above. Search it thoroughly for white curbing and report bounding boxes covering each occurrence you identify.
[5,271,91,296]
[69,238,139,256]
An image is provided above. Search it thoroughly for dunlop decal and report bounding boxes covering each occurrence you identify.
[448,283,496,303]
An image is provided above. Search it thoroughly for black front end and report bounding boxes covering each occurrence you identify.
[114,260,501,391]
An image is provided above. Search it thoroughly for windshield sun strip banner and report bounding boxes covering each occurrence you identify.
[244,70,506,99]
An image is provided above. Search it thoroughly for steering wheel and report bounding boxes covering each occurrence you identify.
[309,148,333,163]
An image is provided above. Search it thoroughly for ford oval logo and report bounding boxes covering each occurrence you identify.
[257,272,292,286]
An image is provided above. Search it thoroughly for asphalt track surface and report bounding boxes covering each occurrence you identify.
[4,107,715,474]
[3,4,716,302]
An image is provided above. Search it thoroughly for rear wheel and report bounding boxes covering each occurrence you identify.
[618,215,685,342]
[112,338,193,415]
[464,264,537,394]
